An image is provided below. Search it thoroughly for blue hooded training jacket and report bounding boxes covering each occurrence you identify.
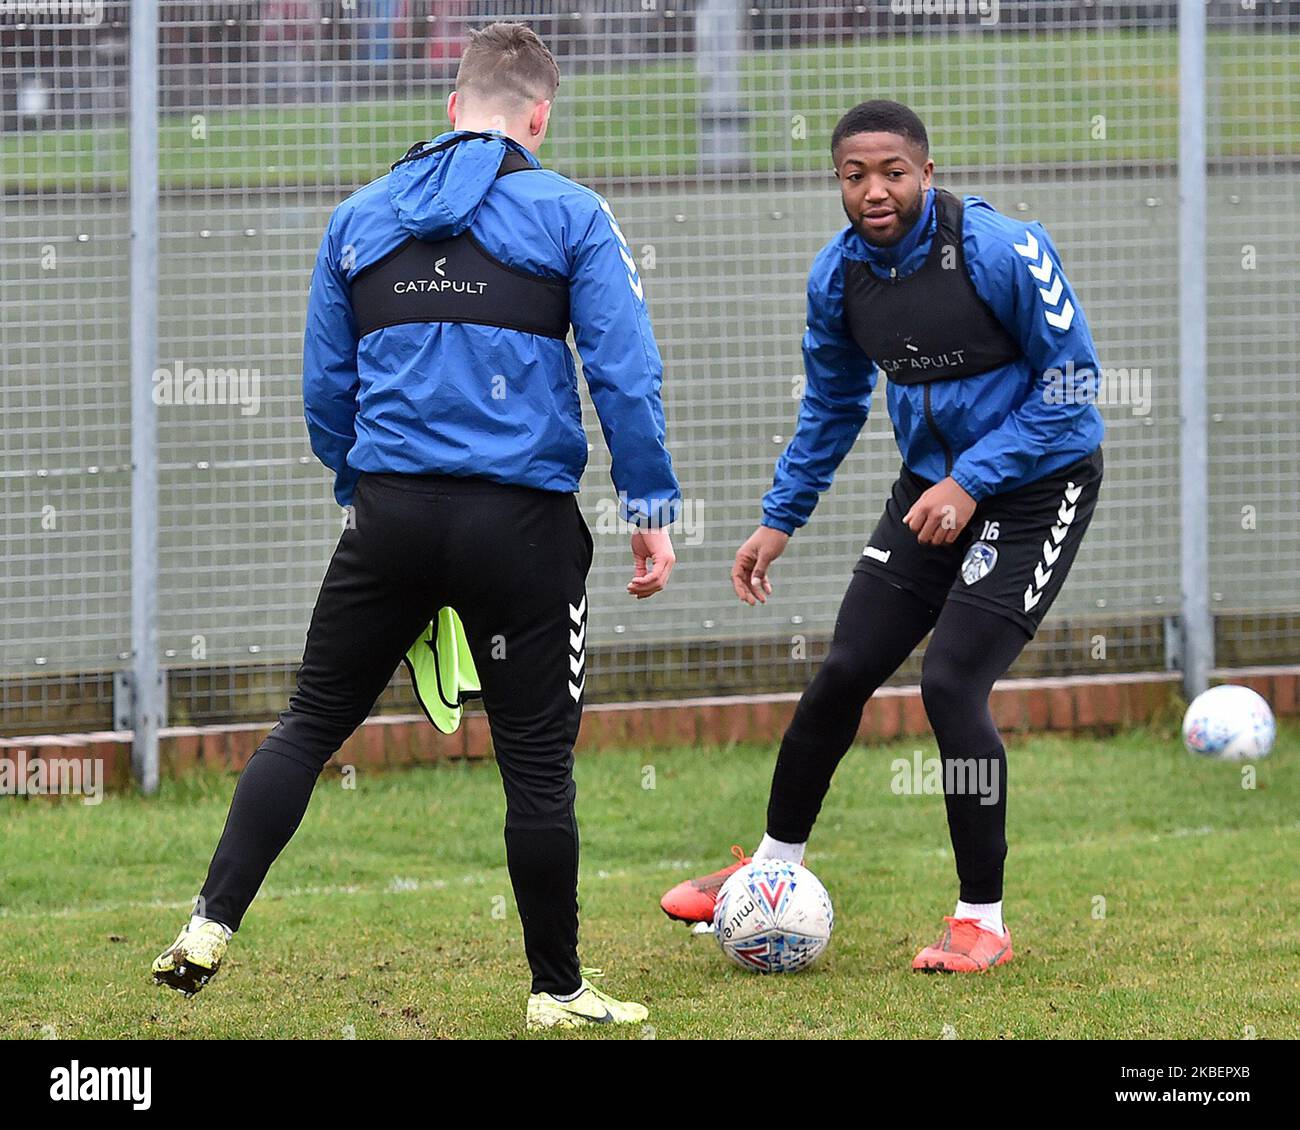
[303,130,680,526]
[761,187,1105,534]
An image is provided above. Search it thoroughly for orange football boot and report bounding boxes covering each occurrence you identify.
[659,845,751,924]
[911,916,1014,973]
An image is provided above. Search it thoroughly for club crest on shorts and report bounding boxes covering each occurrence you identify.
[961,540,998,586]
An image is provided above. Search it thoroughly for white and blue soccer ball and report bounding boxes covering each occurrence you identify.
[713,859,833,973]
[1181,684,1275,761]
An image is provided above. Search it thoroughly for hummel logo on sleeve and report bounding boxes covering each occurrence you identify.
[600,199,644,301]
[1012,230,1074,331]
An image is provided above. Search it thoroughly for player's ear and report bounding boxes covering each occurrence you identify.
[447,90,458,127]
[530,99,551,138]
[921,158,934,189]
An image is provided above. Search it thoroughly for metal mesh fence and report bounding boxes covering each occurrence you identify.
[2,1,1297,735]
[1203,1,1300,664]
[2,1,133,731]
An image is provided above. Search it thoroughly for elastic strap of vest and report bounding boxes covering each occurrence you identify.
[495,146,534,177]
[391,131,536,178]
[932,188,963,247]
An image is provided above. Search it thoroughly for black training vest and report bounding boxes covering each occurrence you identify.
[841,189,1020,385]
[350,133,570,341]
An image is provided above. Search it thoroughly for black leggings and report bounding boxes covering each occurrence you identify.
[767,570,1030,903]
[198,472,594,995]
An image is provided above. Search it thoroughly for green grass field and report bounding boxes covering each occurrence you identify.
[5,31,1297,190]
[1,722,1296,1040]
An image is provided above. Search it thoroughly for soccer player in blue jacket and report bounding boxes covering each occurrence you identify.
[153,23,678,1028]
[661,101,1104,972]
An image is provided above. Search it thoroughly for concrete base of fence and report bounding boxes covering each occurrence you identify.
[2,667,1295,795]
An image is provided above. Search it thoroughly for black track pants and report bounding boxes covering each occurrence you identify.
[766,571,1031,903]
[765,452,1101,903]
[198,472,593,995]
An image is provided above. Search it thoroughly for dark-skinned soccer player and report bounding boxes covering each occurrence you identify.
[661,101,1103,973]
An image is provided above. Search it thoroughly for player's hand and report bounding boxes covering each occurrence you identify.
[732,525,790,605]
[903,477,977,545]
[627,527,675,599]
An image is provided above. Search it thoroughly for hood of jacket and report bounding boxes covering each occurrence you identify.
[387,129,541,242]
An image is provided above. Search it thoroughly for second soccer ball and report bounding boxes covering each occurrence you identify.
[1182,683,1276,761]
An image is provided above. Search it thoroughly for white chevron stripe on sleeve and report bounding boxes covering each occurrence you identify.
[1015,228,1075,332]
[1013,231,1039,259]
[1044,299,1075,331]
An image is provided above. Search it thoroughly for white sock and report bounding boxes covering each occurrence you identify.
[753,833,806,863]
[189,914,233,940]
[955,899,1003,936]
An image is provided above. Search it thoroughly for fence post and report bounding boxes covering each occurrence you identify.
[1178,0,1213,701]
[697,0,748,175]
[129,0,161,794]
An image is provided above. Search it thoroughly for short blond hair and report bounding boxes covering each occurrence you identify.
[455,22,560,111]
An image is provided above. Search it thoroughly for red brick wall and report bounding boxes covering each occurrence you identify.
[2,667,1295,794]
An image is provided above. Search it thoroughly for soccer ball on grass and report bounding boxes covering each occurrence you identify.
[1181,683,1275,761]
[713,859,833,973]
